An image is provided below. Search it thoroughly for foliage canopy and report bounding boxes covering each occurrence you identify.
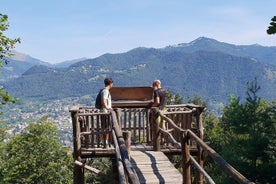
[2,117,73,184]
[0,14,20,106]
[0,13,21,182]
[267,16,276,35]
[220,79,276,183]
[0,13,20,65]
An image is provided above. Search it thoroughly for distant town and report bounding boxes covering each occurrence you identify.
[2,97,85,148]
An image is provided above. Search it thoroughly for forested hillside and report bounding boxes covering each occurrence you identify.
[4,38,276,107]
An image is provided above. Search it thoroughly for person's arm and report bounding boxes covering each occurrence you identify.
[102,90,111,110]
[102,98,111,110]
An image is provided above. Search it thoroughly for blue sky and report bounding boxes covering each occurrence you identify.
[1,0,276,63]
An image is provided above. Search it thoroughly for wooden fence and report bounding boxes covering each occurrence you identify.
[152,108,254,184]
[115,108,150,143]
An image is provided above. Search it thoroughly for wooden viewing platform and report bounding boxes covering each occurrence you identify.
[70,86,254,184]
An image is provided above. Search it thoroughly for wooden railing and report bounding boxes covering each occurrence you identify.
[183,129,254,184]
[152,108,254,184]
[151,104,204,152]
[71,107,113,151]
[70,106,140,184]
[70,104,253,184]
[70,106,113,183]
[114,108,150,143]
[111,110,140,184]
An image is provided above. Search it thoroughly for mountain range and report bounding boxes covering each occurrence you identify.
[2,37,276,108]
[0,51,86,82]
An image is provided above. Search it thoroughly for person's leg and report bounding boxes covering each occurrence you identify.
[102,115,110,148]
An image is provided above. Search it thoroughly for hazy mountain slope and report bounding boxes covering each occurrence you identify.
[0,51,50,82]
[53,58,88,68]
[2,37,276,83]
[4,48,276,104]
[164,37,276,66]
[0,51,85,82]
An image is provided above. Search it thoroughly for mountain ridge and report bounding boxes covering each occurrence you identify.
[2,37,276,109]
[1,51,85,82]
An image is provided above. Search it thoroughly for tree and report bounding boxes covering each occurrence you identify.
[0,14,20,105]
[221,79,276,183]
[2,117,73,183]
[0,14,20,64]
[85,158,116,183]
[187,94,207,107]
[267,16,276,35]
[0,121,7,182]
[165,89,184,105]
[203,111,224,151]
[0,13,20,183]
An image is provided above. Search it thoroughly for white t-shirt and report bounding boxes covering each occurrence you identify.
[101,89,111,111]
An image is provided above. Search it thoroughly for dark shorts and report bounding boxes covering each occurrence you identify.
[101,115,111,129]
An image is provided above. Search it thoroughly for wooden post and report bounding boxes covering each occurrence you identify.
[146,109,151,143]
[70,106,85,184]
[196,108,204,184]
[122,131,131,159]
[152,108,161,151]
[197,107,204,140]
[114,108,122,128]
[181,131,191,184]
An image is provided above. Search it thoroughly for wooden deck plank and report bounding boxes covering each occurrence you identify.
[130,143,153,151]
[130,151,182,184]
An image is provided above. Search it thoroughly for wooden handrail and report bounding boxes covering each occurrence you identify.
[110,110,140,184]
[189,156,215,184]
[159,128,181,148]
[155,108,186,133]
[165,103,206,112]
[154,108,254,184]
[112,129,127,184]
[77,112,110,116]
[163,110,193,115]
[186,130,254,184]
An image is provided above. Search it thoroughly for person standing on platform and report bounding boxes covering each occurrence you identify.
[101,77,113,112]
[152,79,166,130]
[101,77,113,147]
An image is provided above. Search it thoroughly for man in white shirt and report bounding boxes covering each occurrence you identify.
[101,77,113,112]
[100,77,113,147]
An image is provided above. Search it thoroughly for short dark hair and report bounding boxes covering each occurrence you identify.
[104,77,113,86]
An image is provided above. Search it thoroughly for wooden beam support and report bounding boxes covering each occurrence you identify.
[70,107,85,184]
[74,160,101,174]
[181,132,191,184]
